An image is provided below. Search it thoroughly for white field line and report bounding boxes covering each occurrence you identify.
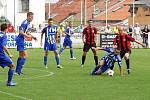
[0,90,32,100]
[0,68,54,81]
[0,68,54,99]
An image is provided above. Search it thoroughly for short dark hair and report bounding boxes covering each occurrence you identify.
[0,23,7,31]
[48,18,53,22]
[87,19,93,23]
[27,12,34,17]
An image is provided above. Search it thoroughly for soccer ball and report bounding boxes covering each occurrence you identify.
[107,70,114,76]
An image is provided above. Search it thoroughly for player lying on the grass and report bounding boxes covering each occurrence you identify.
[0,24,16,86]
[91,47,123,76]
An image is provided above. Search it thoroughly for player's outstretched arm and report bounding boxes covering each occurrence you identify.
[91,47,103,51]
[119,67,123,76]
[134,40,146,47]
[40,32,44,46]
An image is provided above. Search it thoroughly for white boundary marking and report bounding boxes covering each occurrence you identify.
[0,90,31,100]
[0,68,54,99]
[17,68,54,80]
[0,68,54,82]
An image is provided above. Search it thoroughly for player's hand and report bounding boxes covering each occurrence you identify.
[33,37,37,41]
[142,44,146,48]
[91,47,97,50]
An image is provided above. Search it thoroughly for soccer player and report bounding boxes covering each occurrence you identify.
[40,18,62,69]
[58,21,76,60]
[81,20,98,67]
[0,24,16,86]
[91,47,123,76]
[15,12,37,75]
[110,26,146,74]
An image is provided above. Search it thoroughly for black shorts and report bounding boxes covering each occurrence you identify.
[120,49,131,59]
[83,43,96,52]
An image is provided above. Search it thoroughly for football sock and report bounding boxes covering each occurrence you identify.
[19,58,26,73]
[94,56,98,66]
[44,56,48,65]
[55,55,60,65]
[91,65,99,75]
[126,59,130,69]
[8,69,14,83]
[59,48,64,55]
[15,58,21,73]
[82,56,86,65]
[16,58,26,73]
[70,48,74,58]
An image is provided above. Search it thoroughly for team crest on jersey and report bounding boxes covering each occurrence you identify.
[48,27,57,33]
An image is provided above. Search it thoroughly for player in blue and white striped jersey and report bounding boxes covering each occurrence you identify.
[41,18,62,69]
[91,47,123,76]
[58,21,76,60]
[15,12,37,75]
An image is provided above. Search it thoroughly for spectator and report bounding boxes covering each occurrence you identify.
[105,25,113,34]
[141,25,150,48]
[7,23,15,33]
[133,23,143,48]
[113,25,119,34]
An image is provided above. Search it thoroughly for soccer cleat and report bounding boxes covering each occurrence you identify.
[7,81,16,86]
[14,72,24,76]
[127,69,131,74]
[57,65,63,69]
[80,64,84,68]
[70,57,76,60]
[45,65,48,69]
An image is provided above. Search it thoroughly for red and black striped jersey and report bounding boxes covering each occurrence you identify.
[83,26,97,45]
[114,33,135,51]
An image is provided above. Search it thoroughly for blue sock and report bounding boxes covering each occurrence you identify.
[8,69,14,83]
[44,56,48,65]
[15,58,21,73]
[59,48,64,55]
[91,65,99,75]
[70,48,74,58]
[55,55,60,65]
[17,58,26,73]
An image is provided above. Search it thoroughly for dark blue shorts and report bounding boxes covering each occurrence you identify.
[44,43,57,51]
[0,56,13,68]
[17,45,27,51]
[63,38,72,48]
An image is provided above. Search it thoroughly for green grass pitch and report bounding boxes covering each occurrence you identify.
[0,48,150,100]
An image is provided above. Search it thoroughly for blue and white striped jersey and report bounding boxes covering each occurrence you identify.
[42,25,58,45]
[102,48,122,68]
[65,27,74,37]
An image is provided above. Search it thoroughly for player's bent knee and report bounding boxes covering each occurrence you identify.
[8,64,15,69]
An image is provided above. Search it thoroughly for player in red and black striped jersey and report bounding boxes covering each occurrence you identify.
[110,26,145,74]
[81,20,98,67]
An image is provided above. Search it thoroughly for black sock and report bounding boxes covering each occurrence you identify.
[94,56,98,65]
[126,59,130,69]
[82,56,86,65]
